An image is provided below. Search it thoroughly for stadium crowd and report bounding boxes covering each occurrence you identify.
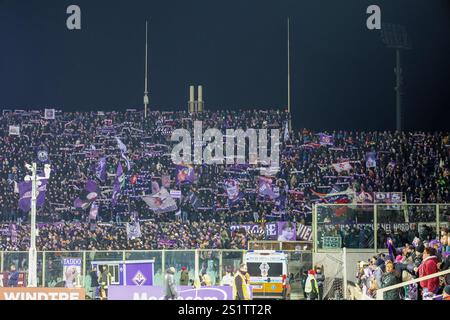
[355,228,450,300]
[0,109,449,251]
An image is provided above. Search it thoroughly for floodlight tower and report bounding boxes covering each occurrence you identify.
[25,162,51,287]
[380,23,411,132]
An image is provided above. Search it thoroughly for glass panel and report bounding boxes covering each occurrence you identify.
[287,251,312,300]
[44,252,83,288]
[164,251,195,286]
[221,251,243,279]
[439,204,450,246]
[439,204,450,229]
[3,252,31,286]
[377,204,438,248]
[198,250,220,286]
[85,251,123,299]
[317,205,375,250]
[124,250,163,286]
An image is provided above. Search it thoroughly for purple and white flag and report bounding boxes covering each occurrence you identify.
[126,221,142,240]
[257,176,277,199]
[96,157,107,182]
[89,201,99,220]
[18,176,48,212]
[115,137,127,153]
[365,152,377,168]
[318,133,334,146]
[112,163,125,205]
[74,180,100,210]
[141,188,178,214]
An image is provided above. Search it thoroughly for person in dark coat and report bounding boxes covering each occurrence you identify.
[7,265,19,287]
[90,266,99,299]
[179,266,189,286]
[381,261,400,300]
[314,265,325,300]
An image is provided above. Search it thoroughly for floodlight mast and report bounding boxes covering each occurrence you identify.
[27,162,51,287]
[380,23,411,132]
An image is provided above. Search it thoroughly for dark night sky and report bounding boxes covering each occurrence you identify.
[0,0,449,131]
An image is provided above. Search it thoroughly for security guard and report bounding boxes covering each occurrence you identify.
[232,263,251,300]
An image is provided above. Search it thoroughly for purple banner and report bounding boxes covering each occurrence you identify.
[124,263,153,286]
[108,286,233,300]
[276,222,296,241]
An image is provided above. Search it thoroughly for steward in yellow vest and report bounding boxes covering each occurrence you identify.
[232,263,251,300]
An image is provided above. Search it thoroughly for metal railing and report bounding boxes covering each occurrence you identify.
[376,269,450,300]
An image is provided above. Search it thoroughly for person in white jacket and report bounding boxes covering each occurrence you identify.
[220,268,234,286]
[304,269,319,300]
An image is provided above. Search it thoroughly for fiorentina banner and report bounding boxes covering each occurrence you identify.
[365,152,377,168]
[318,133,334,146]
[126,221,142,240]
[355,191,374,204]
[277,222,297,241]
[374,192,402,204]
[63,258,82,288]
[175,164,196,185]
[297,224,313,241]
[231,223,300,241]
[257,176,277,199]
[44,108,56,120]
[9,125,20,136]
[230,223,278,239]
[224,179,242,204]
[141,187,178,214]
[108,286,233,300]
[18,178,48,212]
[332,161,353,173]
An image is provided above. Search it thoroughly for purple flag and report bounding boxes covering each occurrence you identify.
[318,133,334,146]
[18,176,48,212]
[224,179,242,205]
[112,163,124,205]
[74,180,100,210]
[175,164,196,185]
[258,176,276,199]
[96,157,107,182]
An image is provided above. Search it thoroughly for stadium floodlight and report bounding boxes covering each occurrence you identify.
[144,20,150,118]
[25,162,51,287]
[380,23,411,132]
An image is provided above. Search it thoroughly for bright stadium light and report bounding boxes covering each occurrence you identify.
[380,23,411,132]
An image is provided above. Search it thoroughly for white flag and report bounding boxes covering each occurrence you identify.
[332,161,353,173]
